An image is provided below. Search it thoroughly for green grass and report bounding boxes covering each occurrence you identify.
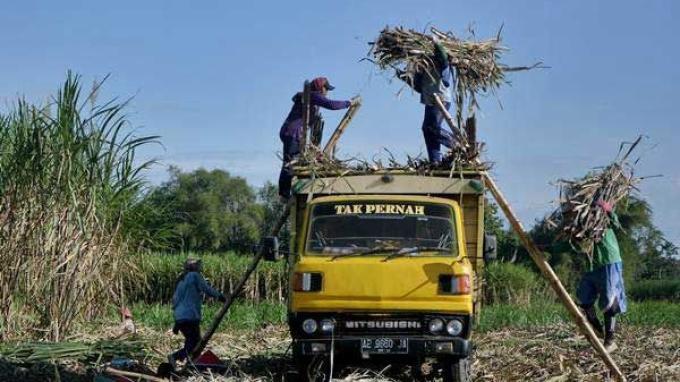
[112,300,679,335]
[477,301,680,332]
[128,252,287,304]
[628,279,680,301]
[122,301,287,332]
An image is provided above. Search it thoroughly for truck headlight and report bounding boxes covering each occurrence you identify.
[320,319,335,333]
[446,319,463,336]
[428,318,444,334]
[302,319,317,334]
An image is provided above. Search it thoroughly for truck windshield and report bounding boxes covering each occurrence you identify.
[305,201,457,256]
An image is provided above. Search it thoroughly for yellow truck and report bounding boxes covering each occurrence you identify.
[267,169,495,381]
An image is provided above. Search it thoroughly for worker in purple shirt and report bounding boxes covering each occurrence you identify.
[278,77,352,198]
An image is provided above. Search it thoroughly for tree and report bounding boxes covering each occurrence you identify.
[257,181,290,250]
[484,199,522,263]
[147,167,263,252]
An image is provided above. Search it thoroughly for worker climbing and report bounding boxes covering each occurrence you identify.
[577,199,628,353]
[278,77,353,198]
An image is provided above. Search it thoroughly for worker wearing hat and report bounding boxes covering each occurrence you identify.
[168,258,226,369]
[577,199,628,353]
[278,77,353,198]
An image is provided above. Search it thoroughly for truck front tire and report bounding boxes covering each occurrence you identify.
[293,348,334,382]
[441,356,471,382]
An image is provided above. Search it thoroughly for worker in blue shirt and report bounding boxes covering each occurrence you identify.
[168,258,225,368]
[278,77,353,198]
[401,36,456,165]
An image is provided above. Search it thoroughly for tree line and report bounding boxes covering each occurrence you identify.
[141,167,678,287]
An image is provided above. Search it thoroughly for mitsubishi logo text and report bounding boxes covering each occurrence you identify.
[344,321,421,329]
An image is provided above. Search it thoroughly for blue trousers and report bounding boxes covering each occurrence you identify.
[172,320,201,361]
[422,103,454,163]
[577,262,628,315]
[278,135,300,198]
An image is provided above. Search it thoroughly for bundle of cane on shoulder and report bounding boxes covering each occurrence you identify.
[369,26,539,168]
[546,137,644,258]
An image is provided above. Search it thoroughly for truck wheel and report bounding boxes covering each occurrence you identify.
[441,356,471,382]
[292,350,330,382]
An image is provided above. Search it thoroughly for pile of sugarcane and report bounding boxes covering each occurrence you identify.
[292,146,490,178]
[369,26,539,114]
[546,137,643,256]
[0,339,150,364]
[369,26,536,167]
[370,27,506,106]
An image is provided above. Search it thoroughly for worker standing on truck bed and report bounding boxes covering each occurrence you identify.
[278,77,352,198]
[577,199,628,353]
[168,258,226,369]
[401,36,456,165]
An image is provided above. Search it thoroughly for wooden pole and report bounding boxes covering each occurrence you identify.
[104,367,167,382]
[432,96,470,151]
[191,198,294,359]
[432,95,626,382]
[300,81,311,155]
[323,97,362,157]
[482,174,626,381]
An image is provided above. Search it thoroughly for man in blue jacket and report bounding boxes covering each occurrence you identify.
[402,37,456,165]
[278,77,353,198]
[168,258,225,368]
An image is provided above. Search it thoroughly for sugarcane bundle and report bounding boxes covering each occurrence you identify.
[546,137,643,257]
[369,26,538,114]
[369,26,535,168]
[370,27,505,104]
[0,339,150,364]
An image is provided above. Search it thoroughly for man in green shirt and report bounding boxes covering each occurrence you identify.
[577,200,628,352]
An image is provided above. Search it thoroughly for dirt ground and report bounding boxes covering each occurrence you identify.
[1,324,678,381]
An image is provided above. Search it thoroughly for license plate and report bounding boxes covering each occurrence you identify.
[360,338,408,354]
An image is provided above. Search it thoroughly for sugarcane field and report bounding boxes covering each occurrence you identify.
[2,2,680,382]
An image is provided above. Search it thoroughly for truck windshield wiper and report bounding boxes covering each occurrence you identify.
[329,246,399,261]
[381,246,451,262]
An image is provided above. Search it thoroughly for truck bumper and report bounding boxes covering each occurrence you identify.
[293,336,470,359]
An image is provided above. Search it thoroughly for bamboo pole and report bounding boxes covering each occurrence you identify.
[190,198,294,359]
[300,81,311,155]
[104,367,168,382]
[323,97,362,156]
[432,94,626,382]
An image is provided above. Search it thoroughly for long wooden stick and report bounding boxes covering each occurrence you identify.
[323,97,362,156]
[432,95,626,381]
[483,174,626,381]
[300,81,311,155]
[104,367,167,382]
[191,199,294,359]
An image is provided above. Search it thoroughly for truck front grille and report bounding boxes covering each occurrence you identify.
[335,315,425,335]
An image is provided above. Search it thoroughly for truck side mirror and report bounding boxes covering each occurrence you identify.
[483,234,497,262]
[261,236,280,262]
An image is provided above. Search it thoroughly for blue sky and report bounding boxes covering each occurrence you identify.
[1,1,678,244]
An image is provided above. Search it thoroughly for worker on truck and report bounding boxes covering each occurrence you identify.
[168,258,226,369]
[400,36,456,165]
[278,77,353,198]
[577,199,627,353]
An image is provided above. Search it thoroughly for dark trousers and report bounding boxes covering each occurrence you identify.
[278,135,300,198]
[172,320,201,361]
[422,103,454,164]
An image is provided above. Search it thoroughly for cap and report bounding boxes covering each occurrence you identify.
[184,257,202,271]
[311,77,335,91]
